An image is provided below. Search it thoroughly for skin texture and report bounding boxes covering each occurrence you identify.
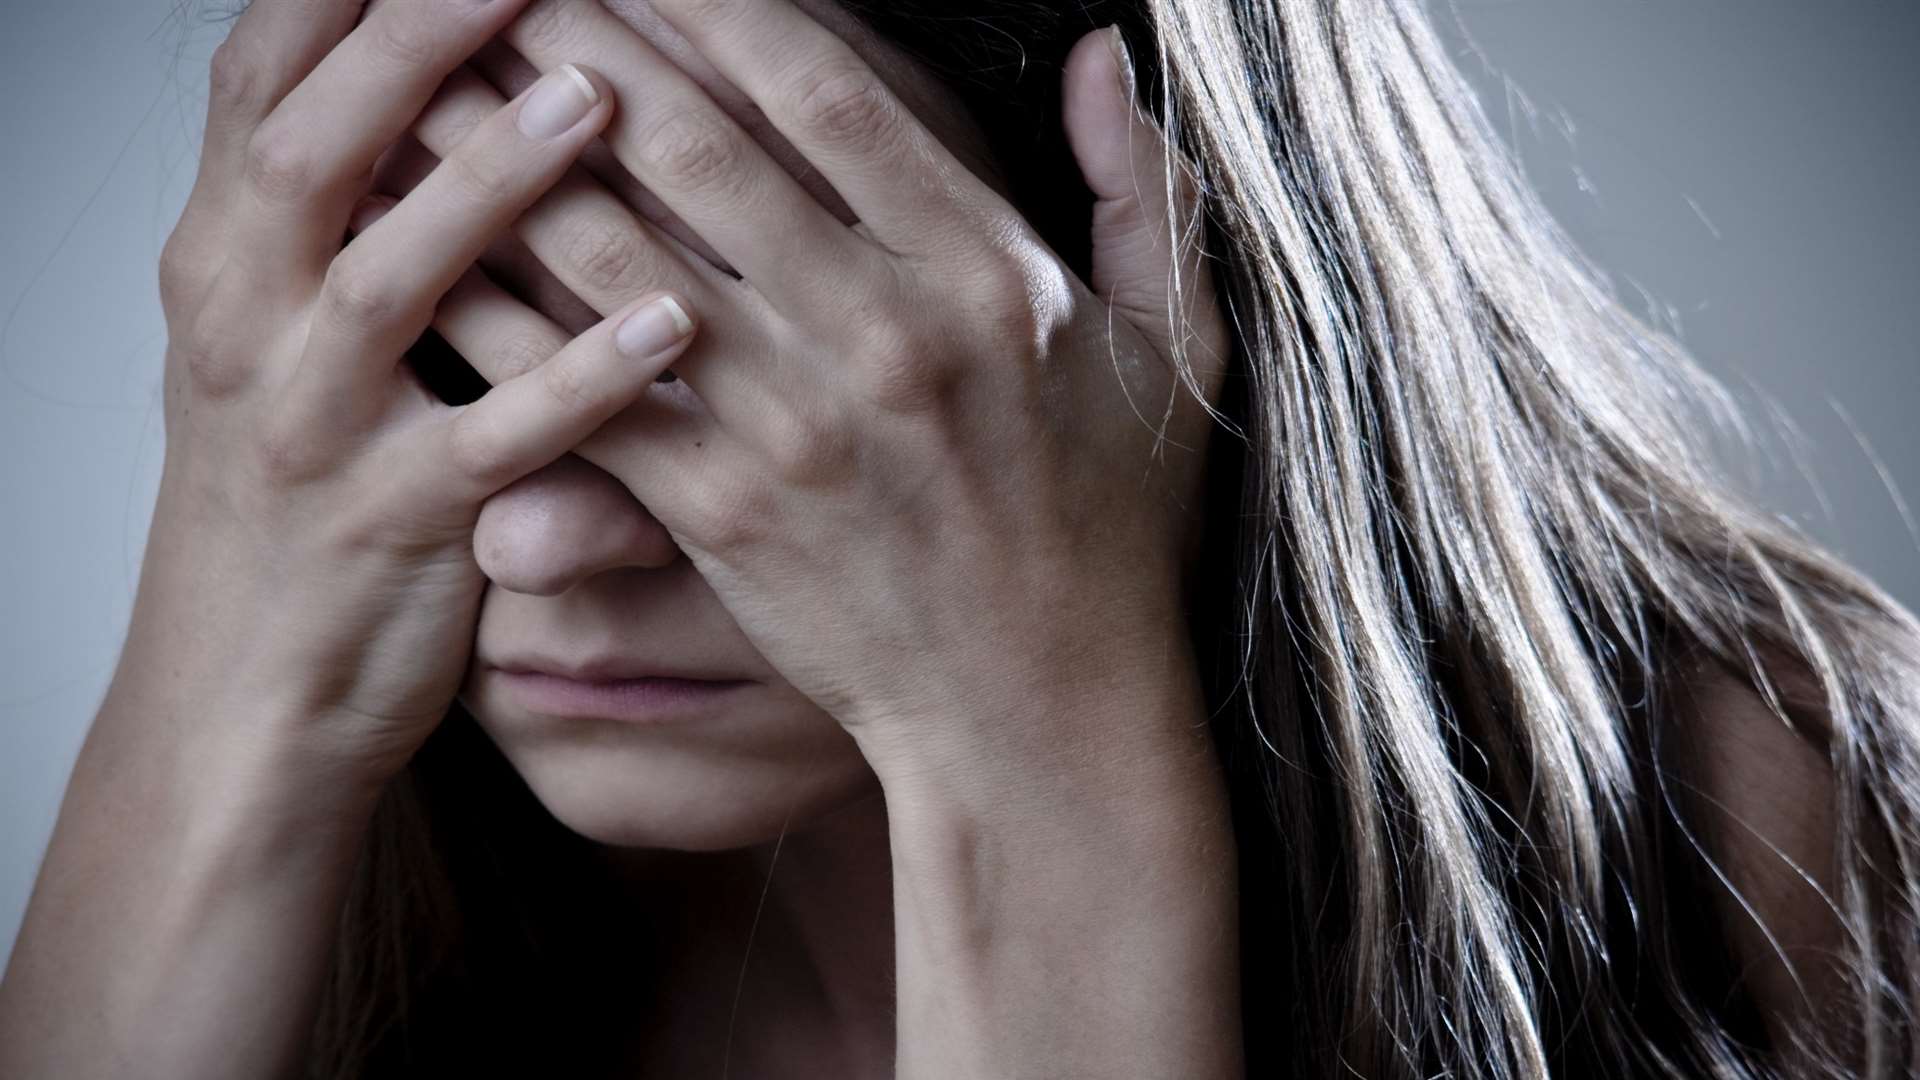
[0,0,1850,1075]
[0,0,1241,1076]
[0,0,708,1073]
[378,0,1020,852]
[380,2,1236,1071]
[363,18,1085,1068]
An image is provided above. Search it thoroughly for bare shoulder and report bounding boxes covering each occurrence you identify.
[1663,644,1848,1049]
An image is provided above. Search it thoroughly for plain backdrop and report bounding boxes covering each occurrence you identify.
[3,2,1916,967]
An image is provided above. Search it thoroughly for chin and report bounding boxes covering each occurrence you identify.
[461,691,879,852]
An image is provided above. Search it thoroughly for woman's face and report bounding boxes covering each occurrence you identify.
[455,0,1005,852]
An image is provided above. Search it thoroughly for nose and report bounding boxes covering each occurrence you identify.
[473,453,681,595]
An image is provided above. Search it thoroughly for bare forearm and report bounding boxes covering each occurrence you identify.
[0,663,382,1080]
[878,681,1243,1078]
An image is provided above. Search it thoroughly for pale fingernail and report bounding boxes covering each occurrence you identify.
[517,64,598,139]
[616,296,694,359]
[1108,26,1137,101]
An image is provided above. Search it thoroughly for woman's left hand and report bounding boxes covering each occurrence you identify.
[407,0,1231,778]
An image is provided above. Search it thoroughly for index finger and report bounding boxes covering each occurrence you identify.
[196,0,368,207]
[645,0,1000,259]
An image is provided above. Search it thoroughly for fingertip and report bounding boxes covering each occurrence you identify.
[563,63,614,117]
[517,62,615,140]
[615,292,697,361]
[1106,25,1138,102]
[1062,26,1153,202]
[1064,24,1137,111]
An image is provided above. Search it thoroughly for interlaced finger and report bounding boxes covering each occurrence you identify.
[645,0,998,262]
[229,0,537,284]
[499,0,879,317]
[430,270,736,522]
[411,66,732,317]
[284,63,613,434]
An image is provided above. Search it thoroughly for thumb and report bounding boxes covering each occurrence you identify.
[1061,26,1220,363]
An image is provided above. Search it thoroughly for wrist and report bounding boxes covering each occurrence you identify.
[862,624,1222,811]
[93,656,396,849]
[876,674,1241,1078]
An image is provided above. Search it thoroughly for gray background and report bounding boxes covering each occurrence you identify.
[3,2,1915,966]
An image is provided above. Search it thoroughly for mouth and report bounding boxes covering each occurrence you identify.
[488,660,755,723]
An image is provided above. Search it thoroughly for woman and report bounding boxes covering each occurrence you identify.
[1,0,1914,1075]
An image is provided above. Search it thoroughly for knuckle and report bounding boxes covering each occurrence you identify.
[641,111,749,203]
[362,17,442,75]
[321,255,405,333]
[175,336,246,402]
[512,0,587,54]
[788,62,895,153]
[696,470,772,551]
[158,231,213,316]
[174,286,254,400]
[969,250,1066,353]
[489,332,560,381]
[854,318,950,416]
[257,415,330,486]
[557,217,650,296]
[669,0,752,28]
[762,407,854,489]
[243,121,317,205]
[863,352,954,418]
[207,39,265,115]
[447,407,520,491]
[539,352,600,414]
[441,146,520,209]
[416,89,488,153]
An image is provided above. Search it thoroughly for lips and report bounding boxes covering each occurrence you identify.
[485,657,756,724]
[488,655,754,684]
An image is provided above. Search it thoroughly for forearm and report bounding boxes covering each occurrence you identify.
[0,656,383,1080]
[877,674,1243,1079]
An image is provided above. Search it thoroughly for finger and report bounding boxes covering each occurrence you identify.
[410,64,793,434]
[433,262,678,388]
[166,0,371,316]
[1062,27,1228,399]
[434,237,788,453]
[434,291,702,506]
[466,39,747,278]
[434,271,753,544]
[198,0,368,207]
[230,0,536,282]
[289,64,615,430]
[411,66,730,316]
[644,0,993,261]
[500,0,875,314]
[375,131,633,336]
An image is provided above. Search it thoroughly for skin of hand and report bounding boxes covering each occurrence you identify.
[2,1,737,1075]
[404,0,1234,785]
[401,10,1245,1072]
[136,0,703,782]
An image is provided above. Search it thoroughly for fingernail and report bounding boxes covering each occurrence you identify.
[616,295,694,359]
[517,64,598,139]
[1107,26,1137,101]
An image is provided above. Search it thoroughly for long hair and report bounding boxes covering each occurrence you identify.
[294,0,1920,1075]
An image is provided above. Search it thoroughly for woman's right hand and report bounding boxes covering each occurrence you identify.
[1,6,701,1075]
[140,0,697,787]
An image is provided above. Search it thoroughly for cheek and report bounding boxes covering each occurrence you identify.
[460,678,878,852]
